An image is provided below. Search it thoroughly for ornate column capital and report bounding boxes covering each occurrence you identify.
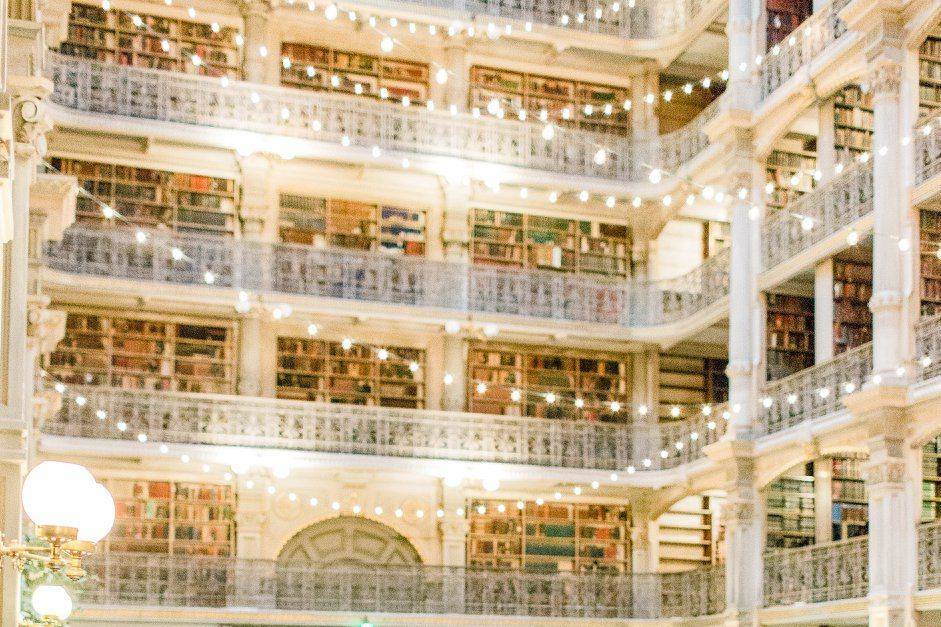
[867,60,903,96]
[26,295,66,358]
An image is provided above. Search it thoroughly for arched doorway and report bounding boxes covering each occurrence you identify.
[275,516,424,613]
[278,515,422,567]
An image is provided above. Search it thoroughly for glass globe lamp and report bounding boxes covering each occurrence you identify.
[31,585,73,623]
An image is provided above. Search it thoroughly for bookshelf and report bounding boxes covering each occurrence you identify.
[923,435,941,522]
[657,495,718,572]
[920,29,941,122]
[765,136,817,213]
[833,260,873,354]
[276,337,424,407]
[765,0,812,50]
[279,194,425,255]
[829,456,868,541]
[48,311,235,393]
[765,463,816,549]
[922,207,941,316]
[766,293,814,381]
[471,209,632,277]
[469,66,632,136]
[51,157,238,236]
[105,478,235,556]
[468,344,630,422]
[467,499,631,573]
[60,2,241,78]
[280,42,429,103]
[834,85,874,165]
[658,353,728,422]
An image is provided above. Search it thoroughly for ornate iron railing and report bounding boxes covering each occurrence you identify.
[758,0,850,102]
[44,386,728,471]
[919,520,941,590]
[915,114,941,186]
[42,225,732,328]
[47,52,723,184]
[341,0,716,40]
[916,314,941,383]
[81,553,726,619]
[757,342,872,435]
[763,535,869,606]
[761,163,874,271]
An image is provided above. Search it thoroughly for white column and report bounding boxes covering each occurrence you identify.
[815,259,835,363]
[842,388,919,627]
[442,335,466,412]
[239,152,277,241]
[1,76,50,627]
[238,314,262,396]
[632,350,657,424]
[241,0,276,85]
[868,53,910,381]
[424,335,444,409]
[631,63,658,138]
[441,182,470,263]
[443,43,469,113]
[813,460,833,542]
[817,99,837,180]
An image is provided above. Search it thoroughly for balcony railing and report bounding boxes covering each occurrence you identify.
[43,386,728,472]
[763,535,869,606]
[761,162,874,272]
[81,553,726,619]
[47,52,723,184]
[919,520,941,590]
[758,0,850,102]
[756,342,873,436]
[43,225,731,328]
[915,114,941,187]
[345,0,715,40]
[916,314,941,383]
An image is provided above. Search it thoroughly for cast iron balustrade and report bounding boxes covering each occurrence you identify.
[758,0,850,102]
[80,553,726,619]
[756,342,873,436]
[44,386,729,472]
[342,0,716,39]
[915,114,941,187]
[919,519,941,590]
[47,52,723,184]
[916,314,941,383]
[42,225,732,328]
[763,535,869,606]
[761,162,874,272]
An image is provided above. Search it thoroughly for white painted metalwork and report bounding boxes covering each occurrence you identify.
[916,315,941,382]
[763,535,869,605]
[915,113,941,187]
[761,163,873,271]
[344,0,715,39]
[45,386,728,471]
[919,519,941,590]
[47,53,723,183]
[758,0,849,102]
[42,225,732,328]
[756,342,872,435]
[80,552,726,618]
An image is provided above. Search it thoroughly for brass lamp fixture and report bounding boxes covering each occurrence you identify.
[0,461,115,580]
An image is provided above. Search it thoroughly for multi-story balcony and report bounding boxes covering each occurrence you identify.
[763,535,869,606]
[46,52,723,189]
[42,225,732,332]
[77,553,726,621]
[43,385,728,473]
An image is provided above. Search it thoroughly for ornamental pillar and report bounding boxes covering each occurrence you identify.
[442,43,469,113]
[844,387,919,626]
[840,3,916,382]
[238,152,277,241]
[240,0,276,85]
[442,335,466,412]
[708,441,763,625]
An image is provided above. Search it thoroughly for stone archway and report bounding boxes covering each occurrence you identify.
[277,515,422,567]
